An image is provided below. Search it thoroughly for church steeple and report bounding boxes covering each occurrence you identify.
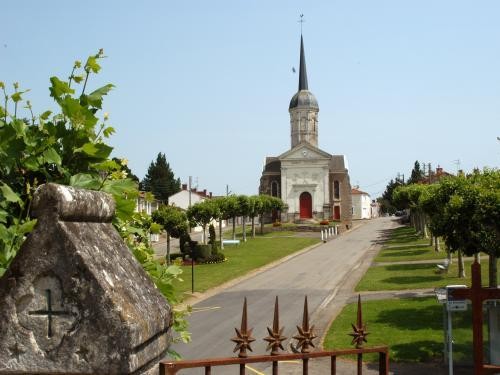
[298,35,308,91]
[289,33,319,149]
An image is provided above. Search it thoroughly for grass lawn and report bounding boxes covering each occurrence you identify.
[356,260,490,291]
[375,244,444,263]
[375,226,444,263]
[172,234,319,298]
[323,297,473,363]
[384,226,430,246]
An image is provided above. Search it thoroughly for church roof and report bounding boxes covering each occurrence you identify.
[289,34,318,110]
[329,155,349,172]
[298,34,308,91]
[262,157,281,173]
[278,141,332,160]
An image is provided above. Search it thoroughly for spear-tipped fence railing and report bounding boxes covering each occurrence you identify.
[160,295,389,375]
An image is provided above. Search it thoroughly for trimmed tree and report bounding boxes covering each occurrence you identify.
[152,205,188,265]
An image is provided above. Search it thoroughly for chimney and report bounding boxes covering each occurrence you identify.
[209,192,212,198]
[203,189,207,197]
[182,184,187,191]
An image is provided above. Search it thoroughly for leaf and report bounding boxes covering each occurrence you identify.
[11,90,29,103]
[103,126,115,138]
[75,142,113,160]
[0,183,22,204]
[72,75,84,84]
[42,147,62,165]
[23,156,39,170]
[102,178,137,196]
[0,209,7,223]
[86,84,114,109]
[94,159,120,172]
[40,110,52,120]
[49,77,74,100]
[114,196,137,221]
[85,56,101,74]
[11,119,26,137]
[70,173,101,190]
[18,219,37,235]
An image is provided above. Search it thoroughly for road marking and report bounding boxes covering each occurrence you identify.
[319,286,339,310]
[191,306,221,313]
[280,360,300,364]
[245,365,266,374]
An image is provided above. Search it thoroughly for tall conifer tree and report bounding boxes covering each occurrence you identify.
[141,153,180,203]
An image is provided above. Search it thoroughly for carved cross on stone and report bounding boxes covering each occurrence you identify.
[29,289,71,338]
[17,275,78,352]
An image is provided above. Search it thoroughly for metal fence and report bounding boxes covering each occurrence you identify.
[160,295,389,375]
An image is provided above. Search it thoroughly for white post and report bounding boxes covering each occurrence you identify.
[447,308,453,375]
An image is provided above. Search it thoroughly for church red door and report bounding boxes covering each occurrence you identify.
[334,206,341,220]
[299,192,313,218]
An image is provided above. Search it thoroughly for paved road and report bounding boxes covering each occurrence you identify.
[171,217,397,374]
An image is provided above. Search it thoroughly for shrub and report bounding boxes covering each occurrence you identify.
[193,244,211,260]
[319,220,329,225]
[200,252,226,264]
[208,223,217,250]
[273,220,281,227]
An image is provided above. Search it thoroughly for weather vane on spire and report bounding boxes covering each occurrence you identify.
[298,14,305,34]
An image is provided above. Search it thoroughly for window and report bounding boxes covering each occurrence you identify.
[334,181,340,199]
[271,181,279,197]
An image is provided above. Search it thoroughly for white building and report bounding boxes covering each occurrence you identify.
[351,188,371,220]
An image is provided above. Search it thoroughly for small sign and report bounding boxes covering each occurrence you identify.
[447,300,467,311]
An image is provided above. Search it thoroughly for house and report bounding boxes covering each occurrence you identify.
[168,184,212,210]
[351,188,371,220]
[169,184,225,233]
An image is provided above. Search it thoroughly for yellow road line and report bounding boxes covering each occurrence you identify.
[191,306,221,313]
[280,360,301,364]
[245,365,266,375]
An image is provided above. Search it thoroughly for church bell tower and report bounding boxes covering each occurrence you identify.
[289,34,319,149]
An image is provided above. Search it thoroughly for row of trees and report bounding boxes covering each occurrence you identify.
[152,194,284,264]
[392,169,500,286]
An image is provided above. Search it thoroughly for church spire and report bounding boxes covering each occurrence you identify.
[298,34,309,91]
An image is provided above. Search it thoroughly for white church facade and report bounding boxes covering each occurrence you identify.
[259,35,353,230]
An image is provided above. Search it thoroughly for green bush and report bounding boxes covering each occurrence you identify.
[200,253,226,264]
[208,224,217,250]
[193,244,211,260]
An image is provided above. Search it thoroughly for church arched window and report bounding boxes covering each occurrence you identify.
[271,181,279,197]
[334,181,340,199]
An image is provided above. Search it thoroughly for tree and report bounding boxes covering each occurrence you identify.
[237,195,250,242]
[152,205,188,265]
[141,152,180,203]
[420,170,500,285]
[379,178,405,214]
[186,199,218,245]
[223,195,240,240]
[407,160,424,185]
[247,195,261,238]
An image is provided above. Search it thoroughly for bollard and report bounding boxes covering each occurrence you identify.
[321,230,324,241]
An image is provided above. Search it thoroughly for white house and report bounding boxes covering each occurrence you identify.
[351,188,371,220]
[168,184,211,210]
[169,184,225,233]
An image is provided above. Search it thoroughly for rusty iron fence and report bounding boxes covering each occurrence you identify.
[160,295,389,374]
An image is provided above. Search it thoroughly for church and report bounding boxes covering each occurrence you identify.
[259,34,353,229]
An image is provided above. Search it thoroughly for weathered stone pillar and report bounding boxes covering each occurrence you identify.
[0,183,171,374]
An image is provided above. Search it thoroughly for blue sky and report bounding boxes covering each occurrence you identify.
[3,1,499,197]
